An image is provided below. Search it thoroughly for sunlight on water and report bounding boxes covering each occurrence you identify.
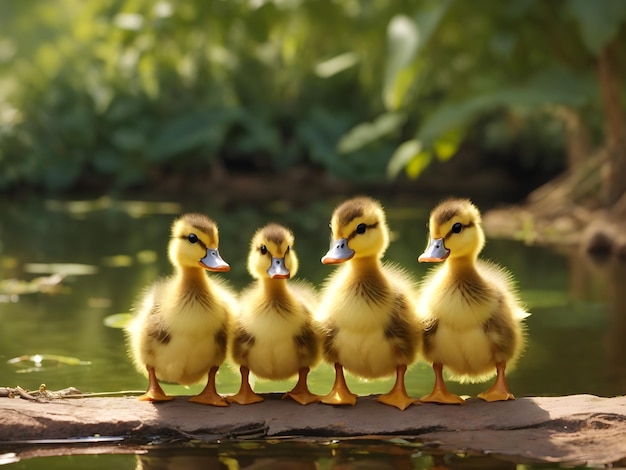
[1,196,625,468]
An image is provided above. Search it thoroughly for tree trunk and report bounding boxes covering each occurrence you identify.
[597,38,626,207]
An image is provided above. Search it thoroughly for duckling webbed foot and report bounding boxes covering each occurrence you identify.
[189,366,229,406]
[227,366,264,405]
[477,361,515,402]
[139,389,174,402]
[139,366,174,402]
[377,364,419,410]
[282,367,320,405]
[421,363,465,405]
[321,363,357,406]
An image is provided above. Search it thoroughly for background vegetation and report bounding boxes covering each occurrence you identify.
[1,0,624,203]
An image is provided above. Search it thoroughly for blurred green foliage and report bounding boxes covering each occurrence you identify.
[0,0,624,191]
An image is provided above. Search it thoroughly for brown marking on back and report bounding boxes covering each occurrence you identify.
[421,318,439,360]
[232,329,255,362]
[294,322,320,365]
[322,323,339,363]
[384,294,419,361]
[145,306,171,345]
[483,297,518,359]
[214,324,228,353]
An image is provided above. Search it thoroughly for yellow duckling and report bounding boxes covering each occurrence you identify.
[126,213,234,406]
[417,198,529,404]
[317,196,422,410]
[228,223,321,405]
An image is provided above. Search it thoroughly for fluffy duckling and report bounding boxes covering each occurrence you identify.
[317,196,422,410]
[228,223,321,405]
[126,213,234,406]
[417,198,529,404]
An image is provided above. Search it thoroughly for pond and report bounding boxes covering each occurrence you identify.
[1,194,625,469]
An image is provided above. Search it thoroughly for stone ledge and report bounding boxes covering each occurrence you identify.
[1,394,625,466]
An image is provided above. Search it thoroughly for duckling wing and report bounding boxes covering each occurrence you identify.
[380,263,422,361]
[477,260,530,319]
[383,293,421,362]
[293,316,322,366]
[477,260,528,365]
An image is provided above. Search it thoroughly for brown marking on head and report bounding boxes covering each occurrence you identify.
[172,213,219,247]
[260,223,291,248]
[432,199,472,226]
[333,197,374,229]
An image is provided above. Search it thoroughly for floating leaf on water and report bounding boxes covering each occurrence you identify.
[46,196,112,216]
[7,354,92,368]
[104,312,133,329]
[0,294,19,303]
[136,250,158,264]
[24,263,98,276]
[0,274,65,295]
[118,200,182,217]
[101,254,134,267]
[46,197,181,216]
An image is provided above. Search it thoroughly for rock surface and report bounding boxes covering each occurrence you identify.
[1,394,625,466]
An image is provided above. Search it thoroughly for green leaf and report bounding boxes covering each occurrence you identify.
[418,67,592,147]
[568,0,626,55]
[387,139,422,178]
[433,128,464,161]
[384,15,419,111]
[7,354,91,367]
[146,110,237,163]
[112,129,146,152]
[103,313,133,329]
[337,112,406,154]
[92,149,123,174]
[406,150,433,179]
[383,2,450,110]
[314,52,360,78]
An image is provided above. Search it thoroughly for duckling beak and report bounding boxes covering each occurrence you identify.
[267,257,290,279]
[418,237,450,263]
[321,238,355,264]
[199,248,230,272]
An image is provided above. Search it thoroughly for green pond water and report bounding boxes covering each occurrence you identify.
[1,194,625,469]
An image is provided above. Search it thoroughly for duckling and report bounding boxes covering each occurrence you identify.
[126,213,234,406]
[317,196,422,410]
[417,198,529,404]
[228,223,321,405]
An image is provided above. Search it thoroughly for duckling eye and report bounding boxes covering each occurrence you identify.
[355,223,367,235]
[188,233,199,244]
[260,245,268,255]
[451,223,463,234]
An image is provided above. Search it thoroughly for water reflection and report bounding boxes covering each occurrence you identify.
[575,254,626,394]
[122,438,534,470]
[0,197,625,399]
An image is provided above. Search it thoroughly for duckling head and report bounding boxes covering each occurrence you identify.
[168,213,230,272]
[418,198,484,263]
[322,196,389,264]
[248,223,299,280]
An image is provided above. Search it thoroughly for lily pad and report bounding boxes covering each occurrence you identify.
[0,274,65,295]
[24,263,98,276]
[7,354,92,373]
[103,312,133,329]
